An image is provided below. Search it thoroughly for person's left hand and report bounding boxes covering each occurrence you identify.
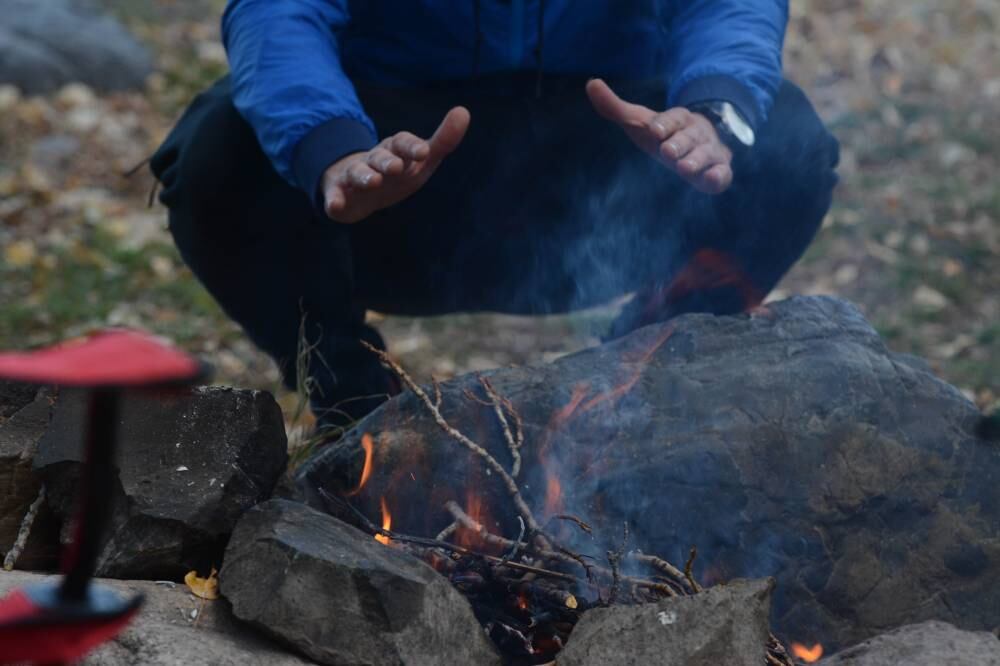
[586,79,734,195]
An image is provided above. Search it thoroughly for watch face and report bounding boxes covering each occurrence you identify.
[721,102,756,147]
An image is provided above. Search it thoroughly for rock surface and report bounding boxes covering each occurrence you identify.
[818,621,1000,665]
[0,570,311,665]
[294,296,999,652]
[35,386,287,580]
[0,385,60,570]
[221,499,501,666]
[0,0,153,94]
[557,578,773,666]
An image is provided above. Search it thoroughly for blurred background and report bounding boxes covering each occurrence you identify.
[1,0,997,423]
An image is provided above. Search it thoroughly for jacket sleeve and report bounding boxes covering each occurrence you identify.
[666,0,788,131]
[222,0,378,204]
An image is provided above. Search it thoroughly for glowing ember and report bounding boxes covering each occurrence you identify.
[791,642,823,663]
[346,433,375,496]
[374,497,391,546]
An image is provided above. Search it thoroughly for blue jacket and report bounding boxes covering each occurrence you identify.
[222,0,788,199]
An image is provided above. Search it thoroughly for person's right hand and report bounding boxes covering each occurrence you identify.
[322,107,470,223]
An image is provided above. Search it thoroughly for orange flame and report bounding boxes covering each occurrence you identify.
[346,433,375,496]
[375,497,391,546]
[791,643,824,663]
[544,475,563,516]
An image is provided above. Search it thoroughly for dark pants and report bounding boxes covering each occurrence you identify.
[152,75,839,426]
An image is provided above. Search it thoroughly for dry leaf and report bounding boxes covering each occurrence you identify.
[184,567,219,600]
[3,240,37,268]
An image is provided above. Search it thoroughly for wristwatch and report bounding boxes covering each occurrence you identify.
[689,101,756,149]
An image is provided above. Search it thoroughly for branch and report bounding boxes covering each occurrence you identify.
[479,375,523,479]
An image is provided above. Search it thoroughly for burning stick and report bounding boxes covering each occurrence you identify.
[361,341,543,535]
[446,500,529,552]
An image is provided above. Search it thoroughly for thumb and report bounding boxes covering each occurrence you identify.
[586,79,655,129]
[427,106,471,161]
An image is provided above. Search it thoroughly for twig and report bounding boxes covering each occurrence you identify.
[361,341,542,534]
[629,552,688,585]
[446,500,529,552]
[551,514,594,537]
[500,517,526,566]
[606,522,629,604]
[3,486,45,571]
[479,375,523,479]
[684,546,703,593]
[432,377,443,410]
[435,521,458,541]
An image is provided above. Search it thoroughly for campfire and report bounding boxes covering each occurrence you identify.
[318,341,799,665]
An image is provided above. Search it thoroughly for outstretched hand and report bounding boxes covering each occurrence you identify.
[322,106,471,223]
[586,79,734,195]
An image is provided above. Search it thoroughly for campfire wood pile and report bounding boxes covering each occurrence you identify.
[317,342,797,665]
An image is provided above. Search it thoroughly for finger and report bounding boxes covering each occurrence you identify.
[427,106,471,162]
[347,162,382,189]
[585,78,655,130]
[367,148,404,176]
[676,144,724,179]
[660,128,699,162]
[324,184,346,217]
[702,164,734,194]
[389,132,430,161]
[648,108,693,141]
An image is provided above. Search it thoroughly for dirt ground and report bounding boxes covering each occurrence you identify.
[1,0,997,423]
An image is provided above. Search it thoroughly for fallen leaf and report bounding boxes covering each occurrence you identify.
[184,568,219,600]
[4,240,37,268]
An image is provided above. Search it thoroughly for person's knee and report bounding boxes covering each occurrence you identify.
[748,81,840,205]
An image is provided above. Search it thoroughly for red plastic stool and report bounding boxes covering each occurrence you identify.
[0,330,208,664]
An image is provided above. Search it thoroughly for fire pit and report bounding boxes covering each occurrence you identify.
[291,296,1000,660]
[301,339,797,665]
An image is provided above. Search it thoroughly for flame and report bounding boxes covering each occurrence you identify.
[544,475,563,516]
[346,433,375,496]
[635,249,763,328]
[375,497,391,545]
[516,592,529,611]
[791,643,824,663]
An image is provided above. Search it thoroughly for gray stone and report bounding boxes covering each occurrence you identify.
[0,570,311,665]
[558,578,773,666]
[818,621,1000,665]
[0,387,60,570]
[0,380,37,420]
[221,499,501,666]
[293,296,1000,653]
[35,386,287,580]
[0,0,153,94]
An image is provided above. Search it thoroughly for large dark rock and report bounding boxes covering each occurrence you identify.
[0,0,153,94]
[221,499,501,666]
[35,386,287,580]
[0,385,60,570]
[818,621,1000,665]
[0,571,312,665]
[557,578,773,666]
[293,296,999,653]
